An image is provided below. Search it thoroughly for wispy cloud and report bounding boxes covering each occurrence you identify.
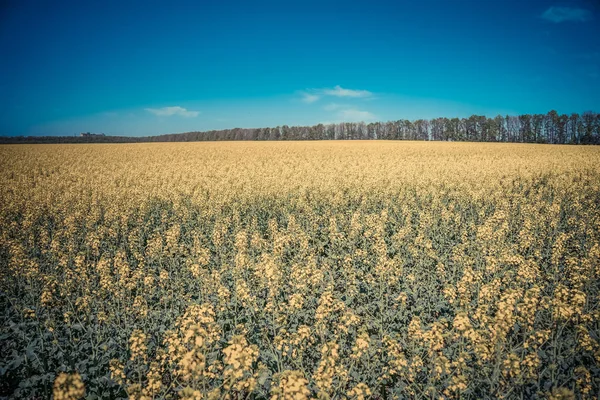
[298,85,373,103]
[300,92,320,103]
[541,6,592,23]
[338,108,376,121]
[145,106,200,117]
[322,85,372,98]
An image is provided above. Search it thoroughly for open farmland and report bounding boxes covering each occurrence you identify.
[1,141,600,399]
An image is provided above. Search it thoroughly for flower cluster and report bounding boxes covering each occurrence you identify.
[53,373,85,400]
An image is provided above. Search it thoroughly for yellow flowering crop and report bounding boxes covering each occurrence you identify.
[0,141,599,398]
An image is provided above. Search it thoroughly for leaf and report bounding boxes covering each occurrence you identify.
[9,356,23,370]
[257,370,270,385]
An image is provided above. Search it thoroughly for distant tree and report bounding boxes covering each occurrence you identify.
[430,118,444,141]
[532,114,544,143]
[445,118,459,141]
[582,111,596,144]
[594,112,600,144]
[546,110,559,144]
[4,110,600,145]
[506,115,520,143]
[519,114,532,143]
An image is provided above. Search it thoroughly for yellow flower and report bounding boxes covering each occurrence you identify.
[547,387,575,400]
[129,329,148,361]
[351,331,370,359]
[347,383,371,400]
[271,370,311,400]
[41,289,53,305]
[223,335,259,392]
[109,359,126,385]
[53,373,85,400]
[23,308,35,318]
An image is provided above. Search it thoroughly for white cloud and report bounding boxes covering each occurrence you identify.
[298,85,372,103]
[337,108,376,122]
[541,6,592,23]
[145,106,200,117]
[300,92,320,103]
[322,85,372,98]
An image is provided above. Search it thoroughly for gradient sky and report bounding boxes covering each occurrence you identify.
[1,0,599,136]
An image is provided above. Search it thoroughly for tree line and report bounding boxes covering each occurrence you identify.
[2,110,599,144]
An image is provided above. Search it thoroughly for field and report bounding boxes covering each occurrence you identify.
[1,141,599,399]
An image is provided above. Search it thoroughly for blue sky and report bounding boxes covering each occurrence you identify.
[0,0,599,136]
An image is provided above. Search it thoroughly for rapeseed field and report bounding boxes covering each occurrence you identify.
[1,141,599,399]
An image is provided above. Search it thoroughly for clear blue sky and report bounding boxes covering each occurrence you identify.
[1,0,599,136]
